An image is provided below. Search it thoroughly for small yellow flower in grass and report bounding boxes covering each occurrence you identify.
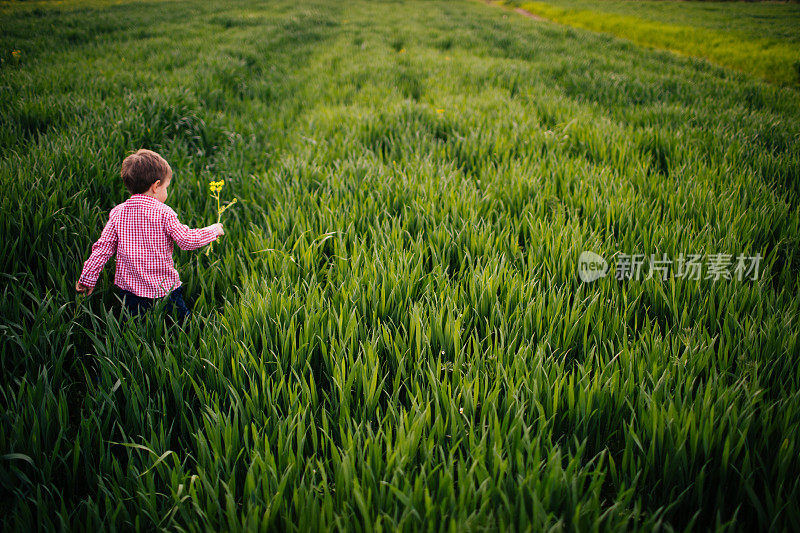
[436,109,444,114]
[398,48,405,54]
[11,50,21,59]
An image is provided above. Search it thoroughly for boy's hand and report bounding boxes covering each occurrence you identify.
[210,223,224,236]
[75,281,94,295]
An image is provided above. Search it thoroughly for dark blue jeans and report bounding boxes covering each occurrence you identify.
[119,286,191,323]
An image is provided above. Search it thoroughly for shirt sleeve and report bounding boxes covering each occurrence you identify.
[78,210,119,289]
[164,210,218,251]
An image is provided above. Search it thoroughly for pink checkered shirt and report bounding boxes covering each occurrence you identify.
[78,194,219,298]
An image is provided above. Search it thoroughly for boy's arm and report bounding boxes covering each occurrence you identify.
[78,212,118,291]
[164,211,221,251]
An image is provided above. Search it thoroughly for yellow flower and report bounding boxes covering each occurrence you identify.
[11,50,21,58]
[205,179,237,256]
[398,48,405,54]
[436,109,444,114]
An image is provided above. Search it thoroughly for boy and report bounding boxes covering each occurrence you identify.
[76,149,224,322]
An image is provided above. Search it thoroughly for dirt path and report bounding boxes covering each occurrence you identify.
[478,1,549,23]
[513,7,547,22]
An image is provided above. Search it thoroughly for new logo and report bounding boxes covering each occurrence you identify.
[578,251,608,283]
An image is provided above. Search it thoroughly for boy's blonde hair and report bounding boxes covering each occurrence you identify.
[121,149,172,194]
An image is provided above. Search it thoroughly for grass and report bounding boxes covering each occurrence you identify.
[501,0,800,86]
[1,0,800,530]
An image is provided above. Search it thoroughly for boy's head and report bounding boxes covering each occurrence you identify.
[121,149,172,201]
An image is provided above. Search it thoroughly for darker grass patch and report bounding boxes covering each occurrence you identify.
[120,94,226,161]
[389,33,405,52]
[210,14,264,29]
[435,35,454,50]
[634,128,678,178]
[1,99,63,145]
[396,67,424,100]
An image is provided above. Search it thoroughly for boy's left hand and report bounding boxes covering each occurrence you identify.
[210,223,224,236]
[75,281,94,295]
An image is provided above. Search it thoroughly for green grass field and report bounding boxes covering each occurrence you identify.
[503,0,800,86]
[2,0,800,530]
